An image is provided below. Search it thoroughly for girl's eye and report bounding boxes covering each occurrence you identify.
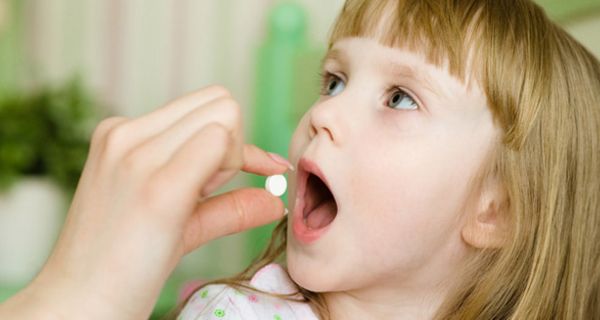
[387,89,418,110]
[321,73,346,96]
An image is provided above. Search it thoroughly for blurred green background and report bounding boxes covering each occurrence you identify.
[0,0,598,318]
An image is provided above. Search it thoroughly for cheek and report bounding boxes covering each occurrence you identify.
[349,125,464,214]
[347,130,475,264]
[288,113,311,162]
[351,113,489,219]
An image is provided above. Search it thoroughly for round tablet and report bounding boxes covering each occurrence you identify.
[265,175,287,197]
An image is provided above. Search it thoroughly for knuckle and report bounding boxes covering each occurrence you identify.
[218,97,242,124]
[92,117,127,144]
[103,123,131,154]
[202,123,232,152]
[121,148,146,173]
[205,84,231,97]
[204,122,229,138]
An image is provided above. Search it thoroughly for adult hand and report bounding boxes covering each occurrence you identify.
[0,86,291,319]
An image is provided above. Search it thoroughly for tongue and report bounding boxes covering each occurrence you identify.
[306,199,337,230]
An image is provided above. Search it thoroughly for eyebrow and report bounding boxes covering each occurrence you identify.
[321,48,444,98]
[320,49,346,70]
[386,61,443,98]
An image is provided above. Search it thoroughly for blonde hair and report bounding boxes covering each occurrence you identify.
[172,1,600,319]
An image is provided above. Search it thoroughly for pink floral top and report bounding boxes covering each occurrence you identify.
[177,263,319,319]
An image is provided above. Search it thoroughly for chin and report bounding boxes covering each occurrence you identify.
[286,246,338,292]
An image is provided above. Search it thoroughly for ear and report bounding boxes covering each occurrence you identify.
[461,174,508,249]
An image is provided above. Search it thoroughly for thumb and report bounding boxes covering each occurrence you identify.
[182,188,285,253]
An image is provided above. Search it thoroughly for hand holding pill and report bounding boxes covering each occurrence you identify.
[2,86,294,319]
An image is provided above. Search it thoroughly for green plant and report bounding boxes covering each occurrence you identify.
[0,78,105,195]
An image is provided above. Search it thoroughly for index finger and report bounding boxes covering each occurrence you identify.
[242,144,294,176]
[197,144,293,197]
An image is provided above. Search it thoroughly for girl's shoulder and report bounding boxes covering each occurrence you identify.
[177,263,319,320]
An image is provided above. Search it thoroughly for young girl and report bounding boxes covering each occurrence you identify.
[176,0,600,319]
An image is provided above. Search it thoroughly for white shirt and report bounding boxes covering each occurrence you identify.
[178,263,319,319]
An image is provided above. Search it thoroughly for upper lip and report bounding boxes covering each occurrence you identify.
[295,157,335,218]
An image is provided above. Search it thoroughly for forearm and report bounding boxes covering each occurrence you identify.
[0,273,143,320]
[0,284,63,320]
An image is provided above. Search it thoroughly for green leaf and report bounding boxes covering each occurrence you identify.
[0,77,106,195]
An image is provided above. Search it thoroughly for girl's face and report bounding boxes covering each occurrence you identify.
[286,37,500,293]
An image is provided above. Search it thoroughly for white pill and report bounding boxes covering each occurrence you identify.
[265,174,287,197]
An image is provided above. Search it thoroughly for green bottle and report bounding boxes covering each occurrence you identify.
[247,1,323,261]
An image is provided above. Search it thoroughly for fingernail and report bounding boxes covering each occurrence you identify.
[268,152,295,171]
[284,208,289,215]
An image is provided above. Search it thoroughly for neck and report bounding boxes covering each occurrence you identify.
[320,246,466,320]
[316,228,471,319]
[323,280,449,320]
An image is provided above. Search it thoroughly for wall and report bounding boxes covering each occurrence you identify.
[20,0,345,118]
[565,13,600,57]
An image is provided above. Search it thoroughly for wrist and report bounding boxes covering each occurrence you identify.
[25,272,135,320]
[26,258,169,320]
[11,280,126,320]
[0,282,64,320]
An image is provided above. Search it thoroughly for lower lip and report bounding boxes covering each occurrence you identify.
[291,206,334,244]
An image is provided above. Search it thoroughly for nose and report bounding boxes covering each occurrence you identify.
[308,100,340,144]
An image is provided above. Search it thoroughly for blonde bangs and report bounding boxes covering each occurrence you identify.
[326,0,560,150]
[328,0,484,87]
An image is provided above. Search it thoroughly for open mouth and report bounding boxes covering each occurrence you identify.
[299,160,338,230]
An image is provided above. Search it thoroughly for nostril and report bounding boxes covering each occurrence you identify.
[309,124,317,139]
[309,124,335,142]
[322,127,334,141]
[308,106,337,143]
